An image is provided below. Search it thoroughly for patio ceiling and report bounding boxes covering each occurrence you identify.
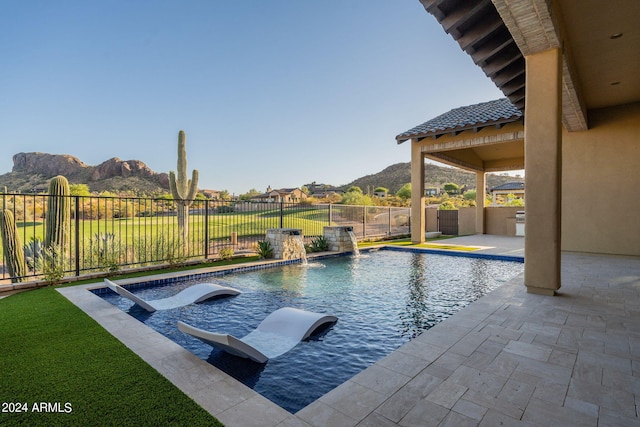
[420,0,640,132]
[402,0,640,173]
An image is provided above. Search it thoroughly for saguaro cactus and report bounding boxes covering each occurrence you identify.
[45,175,71,250]
[169,130,199,245]
[0,209,27,282]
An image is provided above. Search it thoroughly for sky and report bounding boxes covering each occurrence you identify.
[1,1,506,195]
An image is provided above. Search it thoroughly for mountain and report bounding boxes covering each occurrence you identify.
[0,152,523,197]
[0,152,170,194]
[342,162,523,194]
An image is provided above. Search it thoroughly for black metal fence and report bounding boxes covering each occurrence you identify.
[0,194,410,283]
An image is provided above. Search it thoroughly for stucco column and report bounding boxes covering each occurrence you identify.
[411,141,425,243]
[475,171,485,234]
[524,47,562,295]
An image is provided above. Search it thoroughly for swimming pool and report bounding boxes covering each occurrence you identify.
[99,249,524,413]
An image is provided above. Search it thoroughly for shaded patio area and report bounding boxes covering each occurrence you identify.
[59,236,640,426]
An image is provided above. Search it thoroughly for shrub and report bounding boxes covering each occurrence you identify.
[309,236,329,253]
[91,233,121,273]
[219,247,234,260]
[256,240,273,259]
[24,237,44,273]
[40,244,65,284]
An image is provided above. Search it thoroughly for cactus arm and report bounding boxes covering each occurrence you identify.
[169,171,181,200]
[185,170,199,202]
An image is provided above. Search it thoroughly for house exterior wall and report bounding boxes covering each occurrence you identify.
[562,101,640,256]
[485,206,519,236]
[458,207,477,236]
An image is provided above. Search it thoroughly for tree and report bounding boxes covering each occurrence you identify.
[396,183,411,200]
[69,184,91,197]
[374,187,389,195]
[239,188,261,201]
[443,182,460,194]
[346,186,363,194]
[219,190,230,201]
[340,191,373,206]
[439,200,457,210]
[463,190,476,201]
[504,193,525,207]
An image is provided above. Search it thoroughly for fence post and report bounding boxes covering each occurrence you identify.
[388,207,392,235]
[363,205,367,239]
[280,202,284,228]
[328,204,332,226]
[204,200,209,260]
[75,196,80,276]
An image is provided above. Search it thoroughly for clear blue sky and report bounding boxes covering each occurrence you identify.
[1,1,505,195]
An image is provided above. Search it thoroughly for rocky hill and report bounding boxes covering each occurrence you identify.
[0,152,523,196]
[343,162,523,194]
[1,152,169,194]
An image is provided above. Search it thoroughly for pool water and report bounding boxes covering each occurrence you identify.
[100,249,524,413]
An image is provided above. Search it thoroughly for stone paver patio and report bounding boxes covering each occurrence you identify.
[59,236,640,426]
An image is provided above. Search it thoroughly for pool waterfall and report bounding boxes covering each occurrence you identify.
[323,226,359,255]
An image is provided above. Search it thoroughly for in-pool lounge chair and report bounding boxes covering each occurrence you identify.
[178,307,337,363]
[104,279,241,312]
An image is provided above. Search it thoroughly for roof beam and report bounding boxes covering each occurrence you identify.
[419,128,524,154]
[440,2,489,37]
[425,153,485,173]
[491,0,588,131]
[458,15,504,52]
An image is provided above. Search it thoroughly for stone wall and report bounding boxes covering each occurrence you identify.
[323,226,357,252]
[265,228,306,260]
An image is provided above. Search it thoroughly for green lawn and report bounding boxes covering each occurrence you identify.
[0,274,230,426]
[359,237,480,251]
[6,207,329,259]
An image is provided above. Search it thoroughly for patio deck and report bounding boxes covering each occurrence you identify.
[58,235,640,426]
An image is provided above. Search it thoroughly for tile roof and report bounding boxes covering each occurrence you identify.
[396,98,522,143]
[490,181,525,191]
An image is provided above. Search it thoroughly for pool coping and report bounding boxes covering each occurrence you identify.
[57,246,525,426]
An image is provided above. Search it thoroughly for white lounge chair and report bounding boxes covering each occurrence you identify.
[104,279,241,312]
[178,307,338,363]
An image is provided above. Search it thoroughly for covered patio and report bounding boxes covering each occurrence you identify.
[398,0,640,296]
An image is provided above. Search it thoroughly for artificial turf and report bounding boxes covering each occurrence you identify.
[359,237,479,251]
[0,287,224,427]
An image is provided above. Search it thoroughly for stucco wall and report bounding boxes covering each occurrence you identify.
[458,207,477,235]
[485,206,519,236]
[562,102,640,256]
[426,207,438,232]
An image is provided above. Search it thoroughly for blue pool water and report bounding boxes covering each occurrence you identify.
[99,249,524,413]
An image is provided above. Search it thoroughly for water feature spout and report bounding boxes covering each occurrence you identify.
[346,229,360,257]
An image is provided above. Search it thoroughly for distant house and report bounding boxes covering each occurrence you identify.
[200,189,221,200]
[310,191,341,200]
[425,187,439,196]
[489,182,524,205]
[252,187,308,203]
